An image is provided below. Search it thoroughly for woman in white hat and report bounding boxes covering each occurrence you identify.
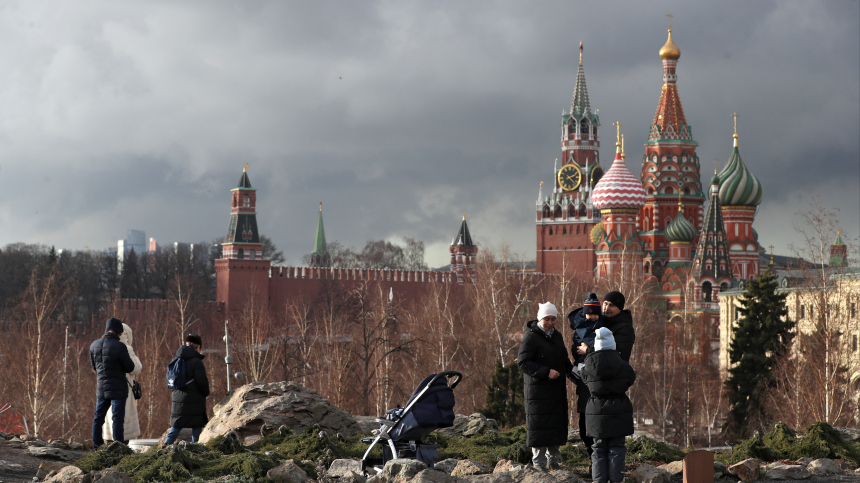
[517,302,574,471]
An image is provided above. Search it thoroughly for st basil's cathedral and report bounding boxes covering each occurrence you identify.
[535,24,764,351]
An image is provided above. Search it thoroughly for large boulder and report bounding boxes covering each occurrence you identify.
[834,426,860,443]
[631,463,671,483]
[199,381,360,444]
[762,462,810,480]
[451,459,492,477]
[729,458,761,482]
[43,465,84,483]
[267,459,309,483]
[807,458,841,476]
[367,458,427,483]
[436,414,499,437]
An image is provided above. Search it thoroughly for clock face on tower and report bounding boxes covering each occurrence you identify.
[557,163,582,191]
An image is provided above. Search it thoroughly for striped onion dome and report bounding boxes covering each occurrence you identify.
[665,209,696,243]
[717,142,763,206]
[590,220,605,245]
[592,147,647,210]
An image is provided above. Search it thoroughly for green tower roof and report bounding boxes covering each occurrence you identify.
[312,202,328,257]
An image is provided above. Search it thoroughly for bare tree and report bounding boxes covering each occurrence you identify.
[14,266,72,436]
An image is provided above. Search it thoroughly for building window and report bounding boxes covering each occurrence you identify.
[237,248,244,259]
[250,249,256,260]
[243,194,251,208]
[800,305,805,318]
[852,303,856,318]
[735,308,740,321]
[853,334,858,352]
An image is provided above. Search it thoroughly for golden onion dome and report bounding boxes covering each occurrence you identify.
[659,29,681,60]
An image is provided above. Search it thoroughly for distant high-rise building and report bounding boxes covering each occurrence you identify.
[118,229,146,271]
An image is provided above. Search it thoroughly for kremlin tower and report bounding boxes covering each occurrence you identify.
[450,215,478,284]
[215,166,270,311]
[717,115,763,280]
[592,127,647,279]
[638,22,704,280]
[536,43,603,276]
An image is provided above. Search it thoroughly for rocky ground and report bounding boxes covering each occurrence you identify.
[1,382,859,482]
[0,434,87,483]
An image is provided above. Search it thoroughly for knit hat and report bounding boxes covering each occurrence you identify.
[583,293,601,316]
[105,317,123,334]
[594,327,616,351]
[536,302,558,321]
[604,291,626,311]
[186,333,203,346]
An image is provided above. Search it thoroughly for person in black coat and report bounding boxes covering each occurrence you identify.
[517,302,574,471]
[165,334,211,444]
[89,317,136,449]
[576,291,636,362]
[581,328,636,483]
[568,293,603,457]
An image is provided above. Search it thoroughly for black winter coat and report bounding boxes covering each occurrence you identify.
[90,332,136,400]
[586,310,636,362]
[169,345,211,428]
[580,349,636,439]
[517,320,574,447]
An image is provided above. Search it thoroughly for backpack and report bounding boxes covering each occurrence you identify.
[166,357,195,390]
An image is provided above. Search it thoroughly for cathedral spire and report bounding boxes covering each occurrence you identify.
[648,22,692,142]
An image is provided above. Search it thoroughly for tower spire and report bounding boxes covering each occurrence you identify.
[310,202,329,267]
[732,112,739,147]
[570,44,592,116]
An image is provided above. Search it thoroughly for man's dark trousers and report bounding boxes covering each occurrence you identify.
[92,397,126,447]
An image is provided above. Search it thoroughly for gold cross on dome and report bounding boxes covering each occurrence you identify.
[462,212,466,221]
[613,121,622,143]
[667,13,673,30]
[678,188,683,211]
[244,163,249,171]
[714,158,720,174]
[579,42,583,64]
[732,112,739,135]
[620,134,628,158]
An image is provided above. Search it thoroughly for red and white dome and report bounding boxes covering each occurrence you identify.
[591,149,647,210]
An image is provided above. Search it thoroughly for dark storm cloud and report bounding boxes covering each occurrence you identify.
[0,1,856,267]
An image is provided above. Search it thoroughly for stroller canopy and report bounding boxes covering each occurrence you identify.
[404,373,456,428]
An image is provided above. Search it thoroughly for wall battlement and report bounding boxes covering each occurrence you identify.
[270,266,456,283]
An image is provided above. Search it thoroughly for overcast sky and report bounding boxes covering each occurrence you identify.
[0,1,857,268]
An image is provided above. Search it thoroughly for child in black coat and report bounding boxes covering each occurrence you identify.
[580,327,636,483]
[568,292,603,456]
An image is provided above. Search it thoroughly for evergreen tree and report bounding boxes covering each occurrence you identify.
[480,359,525,427]
[723,272,795,439]
[120,248,142,299]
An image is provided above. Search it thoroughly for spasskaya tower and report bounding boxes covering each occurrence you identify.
[536,43,604,276]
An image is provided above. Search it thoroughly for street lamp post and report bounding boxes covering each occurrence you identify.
[224,320,232,393]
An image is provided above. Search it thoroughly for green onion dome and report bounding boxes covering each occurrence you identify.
[665,209,696,243]
[590,221,605,245]
[718,145,763,206]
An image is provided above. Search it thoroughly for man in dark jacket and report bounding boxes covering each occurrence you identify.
[90,317,136,449]
[165,334,210,444]
[517,302,574,471]
[581,328,636,483]
[576,291,635,363]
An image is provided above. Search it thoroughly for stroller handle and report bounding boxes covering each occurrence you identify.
[427,370,462,390]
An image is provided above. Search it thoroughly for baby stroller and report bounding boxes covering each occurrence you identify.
[361,371,462,475]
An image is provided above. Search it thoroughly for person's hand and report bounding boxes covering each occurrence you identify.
[548,369,561,380]
[577,343,588,355]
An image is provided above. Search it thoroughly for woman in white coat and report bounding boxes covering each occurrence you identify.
[102,322,143,443]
